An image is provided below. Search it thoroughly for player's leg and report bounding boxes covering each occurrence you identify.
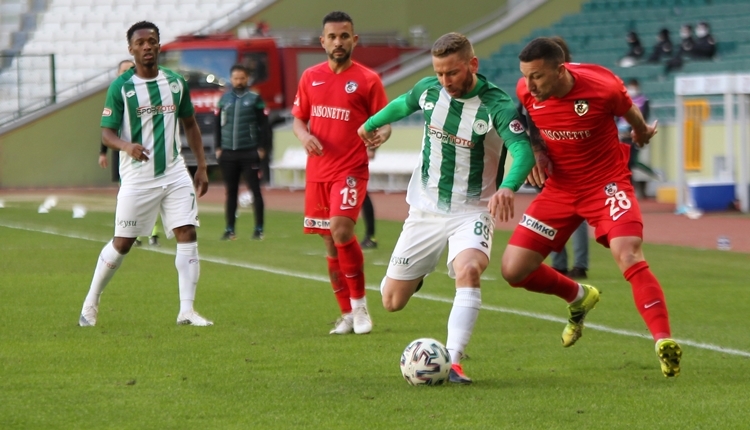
[569,221,589,279]
[502,190,597,347]
[162,178,212,327]
[219,150,241,239]
[79,187,159,326]
[443,212,493,384]
[549,246,569,275]
[381,208,446,312]
[304,182,354,334]
[611,231,679,377]
[241,149,265,239]
[359,193,377,248]
[329,177,371,334]
[149,223,160,246]
[589,180,680,376]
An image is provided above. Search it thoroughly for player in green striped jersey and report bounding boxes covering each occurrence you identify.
[79,21,212,327]
[358,32,535,383]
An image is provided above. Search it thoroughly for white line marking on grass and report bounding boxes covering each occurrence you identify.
[3,221,750,358]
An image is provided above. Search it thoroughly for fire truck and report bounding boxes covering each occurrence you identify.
[159,34,419,170]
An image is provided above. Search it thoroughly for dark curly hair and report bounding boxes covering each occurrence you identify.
[126,21,160,44]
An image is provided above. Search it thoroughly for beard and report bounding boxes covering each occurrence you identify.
[328,49,351,64]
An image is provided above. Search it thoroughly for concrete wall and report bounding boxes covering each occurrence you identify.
[0,89,111,188]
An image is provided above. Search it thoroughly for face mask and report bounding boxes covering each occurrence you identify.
[627,87,639,96]
[696,27,708,38]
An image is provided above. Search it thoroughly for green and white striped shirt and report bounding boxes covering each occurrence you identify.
[101,66,194,187]
[369,75,528,214]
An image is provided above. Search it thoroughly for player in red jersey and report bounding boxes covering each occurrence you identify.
[292,11,391,335]
[501,37,682,377]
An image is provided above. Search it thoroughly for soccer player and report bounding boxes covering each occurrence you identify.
[503,37,681,377]
[358,32,535,383]
[291,11,391,335]
[78,21,212,327]
[98,59,162,247]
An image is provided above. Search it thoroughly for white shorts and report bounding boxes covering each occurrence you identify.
[386,207,495,280]
[114,175,199,239]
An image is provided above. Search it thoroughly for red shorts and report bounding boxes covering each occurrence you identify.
[509,179,643,256]
[303,176,368,235]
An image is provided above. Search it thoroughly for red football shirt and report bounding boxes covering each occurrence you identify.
[292,61,388,182]
[517,63,633,191]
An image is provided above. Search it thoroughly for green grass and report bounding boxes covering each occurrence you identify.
[0,201,749,429]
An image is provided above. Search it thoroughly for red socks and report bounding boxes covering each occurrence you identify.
[326,256,351,314]
[510,264,580,303]
[335,238,366,300]
[624,261,671,340]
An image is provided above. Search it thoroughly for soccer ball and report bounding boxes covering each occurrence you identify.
[399,338,451,386]
[238,191,253,208]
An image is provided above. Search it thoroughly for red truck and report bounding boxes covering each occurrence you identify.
[159,34,418,169]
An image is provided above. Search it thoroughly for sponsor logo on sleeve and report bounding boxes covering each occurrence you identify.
[102,108,112,117]
[509,119,525,134]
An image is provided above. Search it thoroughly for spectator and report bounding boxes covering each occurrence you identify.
[255,20,270,37]
[215,64,270,241]
[647,28,673,63]
[619,31,644,67]
[692,22,716,60]
[617,79,650,194]
[666,24,695,73]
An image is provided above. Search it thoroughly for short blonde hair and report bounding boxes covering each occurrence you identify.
[431,32,474,61]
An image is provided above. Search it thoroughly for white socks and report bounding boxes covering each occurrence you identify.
[351,296,367,309]
[446,287,482,364]
[83,240,125,307]
[175,242,200,314]
[570,283,585,304]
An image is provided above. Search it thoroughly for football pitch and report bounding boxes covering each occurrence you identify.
[1,199,749,429]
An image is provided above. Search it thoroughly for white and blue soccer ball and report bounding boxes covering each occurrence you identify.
[400,338,451,386]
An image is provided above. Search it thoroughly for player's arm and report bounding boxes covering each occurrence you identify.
[181,115,209,197]
[98,143,108,168]
[622,103,657,148]
[102,128,150,161]
[524,115,553,187]
[292,117,323,156]
[358,93,417,148]
[488,103,535,222]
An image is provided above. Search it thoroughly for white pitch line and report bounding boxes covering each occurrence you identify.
[2,221,750,358]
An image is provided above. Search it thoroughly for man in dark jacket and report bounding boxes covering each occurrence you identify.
[215,64,271,240]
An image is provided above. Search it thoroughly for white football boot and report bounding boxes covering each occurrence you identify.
[329,314,354,334]
[79,304,98,327]
[177,310,214,326]
[352,305,372,334]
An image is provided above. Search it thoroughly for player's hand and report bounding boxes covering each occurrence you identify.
[98,154,108,168]
[215,148,222,160]
[631,120,658,148]
[302,133,323,156]
[193,166,209,197]
[366,148,376,160]
[527,151,552,187]
[126,143,150,162]
[358,123,387,149]
[488,187,515,222]
[257,147,266,160]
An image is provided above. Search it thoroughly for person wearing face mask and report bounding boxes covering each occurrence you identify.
[666,24,695,73]
[692,22,716,60]
[619,31,644,67]
[215,64,271,241]
[647,28,673,63]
